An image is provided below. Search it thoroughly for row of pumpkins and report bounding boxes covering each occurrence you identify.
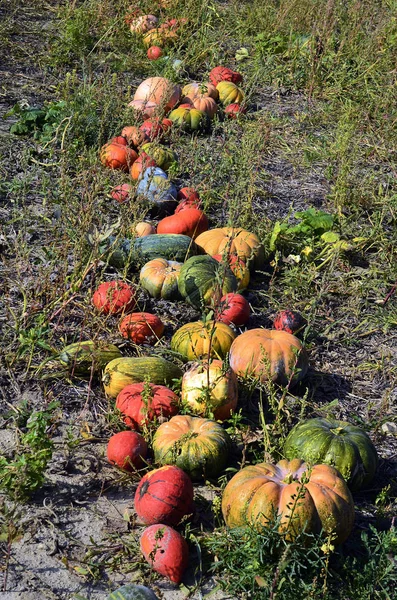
[65,40,379,597]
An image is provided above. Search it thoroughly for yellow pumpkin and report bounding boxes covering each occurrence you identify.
[216,81,244,106]
[171,321,236,361]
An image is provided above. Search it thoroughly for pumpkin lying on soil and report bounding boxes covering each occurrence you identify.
[133,77,181,112]
[171,320,236,361]
[92,280,136,314]
[107,584,159,600]
[215,293,250,327]
[157,208,208,239]
[59,340,121,376]
[274,309,307,335]
[140,524,188,583]
[140,258,182,300]
[195,227,265,271]
[221,458,355,544]
[178,255,237,308]
[119,312,165,345]
[116,382,179,430]
[107,430,148,471]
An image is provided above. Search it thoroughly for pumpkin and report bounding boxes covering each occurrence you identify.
[182,82,218,101]
[121,125,148,149]
[135,221,156,237]
[109,136,127,146]
[215,293,250,327]
[284,418,378,491]
[178,255,237,308]
[127,99,159,119]
[157,208,208,239]
[274,310,307,335]
[140,143,177,171]
[134,233,200,263]
[147,45,163,60]
[100,142,137,171]
[107,584,159,600]
[190,97,218,118]
[168,106,209,132]
[92,280,136,314]
[142,28,178,49]
[119,312,164,345]
[103,357,183,398]
[212,253,250,290]
[107,430,148,471]
[140,524,188,583]
[116,382,179,429]
[195,227,265,271]
[134,465,193,525]
[171,320,236,361]
[129,14,158,34]
[133,77,181,112]
[216,81,245,107]
[209,66,243,86]
[136,167,178,213]
[110,183,133,204]
[177,187,200,202]
[181,359,238,421]
[225,103,247,119]
[221,458,355,544]
[229,329,308,387]
[59,340,121,376]
[153,415,231,479]
[140,258,182,300]
[130,152,157,180]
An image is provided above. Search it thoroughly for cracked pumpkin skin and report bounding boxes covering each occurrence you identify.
[221,458,355,544]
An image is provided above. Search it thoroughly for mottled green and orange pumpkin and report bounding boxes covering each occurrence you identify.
[139,258,182,300]
[153,415,231,480]
[178,255,237,308]
[171,320,235,361]
[222,458,355,544]
[216,81,244,106]
[229,329,308,387]
[168,106,208,132]
[284,418,378,491]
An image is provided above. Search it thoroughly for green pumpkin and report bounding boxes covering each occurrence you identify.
[153,415,231,480]
[168,106,209,132]
[178,255,237,309]
[141,143,178,171]
[59,340,122,375]
[139,258,182,300]
[134,234,200,264]
[107,584,159,600]
[283,417,378,491]
[171,320,236,361]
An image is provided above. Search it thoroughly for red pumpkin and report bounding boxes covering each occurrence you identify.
[107,430,148,471]
[139,117,172,142]
[216,293,250,326]
[116,382,179,430]
[177,187,200,202]
[100,142,138,171]
[134,465,193,525]
[130,152,157,180]
[274,310,307,335]
[140,524,188,583]
[225,103,247,119]
[109,135,127,146]
[92,281,136,315]
[110,183,133,204]
[157,207,208,238]
[119,312,165,344]
[147,45,163,60]
[209,66,243,86]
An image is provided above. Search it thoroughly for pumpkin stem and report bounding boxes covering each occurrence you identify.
[283,472,297,484]
[330,427,344,435]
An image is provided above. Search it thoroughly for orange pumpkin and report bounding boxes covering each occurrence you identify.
[119,312,165,345]
[191,97,218,119]
[127,99,159,119]
[195,227,265,271]
[133,77,181,112]
[212,253,250,290]
[221,458,355,544]
[181,359,238,421]
[209,66,243,86]
[121,125,148,149]
[134,221,156,237]
[229,329,308,387]
[157,208,208,239]
[139,258,182,300]
[182,82,219,101]
[99,142,137,171]
[130,152,157,180]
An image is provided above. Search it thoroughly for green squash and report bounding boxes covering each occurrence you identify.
[107,584,159,600]
[153,415,231,480]
[141,143,178,172]
[59,340,122,376]
[178,255,237,309]
[134,234,200,264]
[283,417,378,491]
[168,106,209,132]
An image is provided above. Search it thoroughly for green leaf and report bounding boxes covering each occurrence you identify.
[321,231,340,243]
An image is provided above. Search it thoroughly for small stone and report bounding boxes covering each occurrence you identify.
[381,422,397,434]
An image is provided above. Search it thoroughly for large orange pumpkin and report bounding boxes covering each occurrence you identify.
[171,320,235,361]
[133,77,181,112]
[99,142,137,171]
[182,82,219,101]
[195,227,265,271]
[221,458,355,544]
[229,329,308,387]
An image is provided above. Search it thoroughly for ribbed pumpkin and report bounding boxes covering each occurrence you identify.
[140,143,177,171]
[107,584,159,600]
[157,208,208,239]
[140,258,182,300]
[178,255,237,308]
[209,66,243,86]
[171,320,235,361]
[136,167,178,214]
[103,357,183,398]
[121,125,148,149]
[140,524,188,584]
[134,465,193,526]
[134,234,200,263]
[229,329,308,387]
[195,227,265,271]
[59,340,122,376]
[168,106,208,132]
[181,360,238,421]
[134,221,156,237]
[92,281,136,314]
[153,415,231,480]
[133,77,181,112]
[221,458,355,544]
[216,81,245,107]
[119,312,164,345]
[116,382,179,430]
[183,96,218,118]
[182,82,219,101]
[284,418,378,491]
[100,142,137,171]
